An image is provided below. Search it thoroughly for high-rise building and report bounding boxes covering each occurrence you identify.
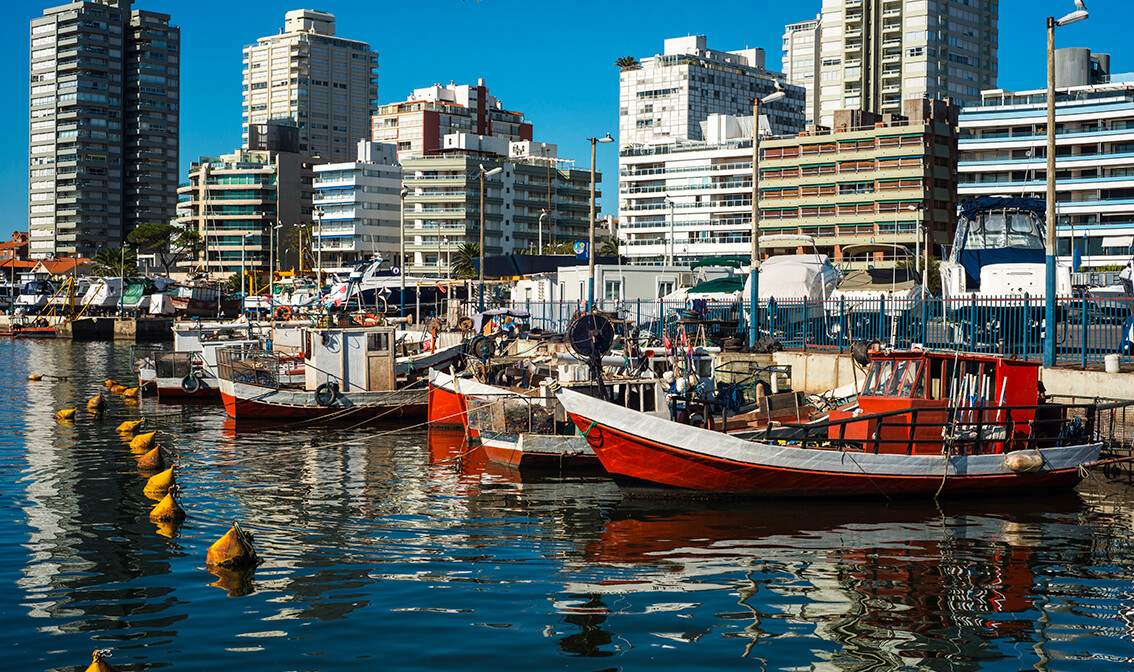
[958,51,1134,270]
[619,35,806,147]
[783,15,822,127]
[372,79,533,161]
[618,99,959,267]
[312,140,402,273]
[806,0,997,127]
[401,137,599,277]
[242,9,379,160]
[28,0,179,259]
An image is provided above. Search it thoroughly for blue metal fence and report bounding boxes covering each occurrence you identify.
[510,295,1134,368]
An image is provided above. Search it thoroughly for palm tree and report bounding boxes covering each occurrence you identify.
[450,243,480,279]
[615,56,640,71]
[599,239,620,258]
[92,246,138,277]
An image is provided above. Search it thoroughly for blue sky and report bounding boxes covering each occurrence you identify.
[0,0,1118,242]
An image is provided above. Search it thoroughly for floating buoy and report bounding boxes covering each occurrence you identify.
[27,374,43,381]
[104,380,118,388]
[149,485,185,522]
[1005,451,1044,473]
[143,466,175,498]
[83,649,118,672]
[116,419,145,434]
[54,408,76,421]
[109,384,127,394]
[129,431,156,452]
[87,394,106,411]
[122,387,140,399]
[136,446,164,471]
[207,521,260,568]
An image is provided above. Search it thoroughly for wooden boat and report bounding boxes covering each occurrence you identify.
[556,349,1123,498]
[217,325,461,421]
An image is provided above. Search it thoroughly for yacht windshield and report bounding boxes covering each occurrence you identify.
[966,212,1043,251]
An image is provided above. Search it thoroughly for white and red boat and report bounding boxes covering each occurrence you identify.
[218,325,462,421]
[557,349,1122,498]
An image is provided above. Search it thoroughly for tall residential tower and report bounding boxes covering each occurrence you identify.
[28,0,179,259]
[242,9,379,160]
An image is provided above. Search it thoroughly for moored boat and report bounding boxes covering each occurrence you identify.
[557,348,1126,498]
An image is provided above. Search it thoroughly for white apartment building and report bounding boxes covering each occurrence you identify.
[804,0,998,127]
[958,58,1134,270]
[312,141,402,273]
[619,35,806,148]
[783,15,822,127]
[242,9,378,161]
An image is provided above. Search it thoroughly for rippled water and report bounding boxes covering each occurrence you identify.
[4,339,1134,671]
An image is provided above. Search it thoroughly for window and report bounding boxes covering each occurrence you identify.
[604,279,622,301]
[657,280,675,298]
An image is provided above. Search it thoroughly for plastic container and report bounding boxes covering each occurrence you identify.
[1105,353,1120,373]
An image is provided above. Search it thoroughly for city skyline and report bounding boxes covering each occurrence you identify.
[2,0,1115,243]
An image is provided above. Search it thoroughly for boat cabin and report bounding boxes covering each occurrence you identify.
[304,327,397,393]
[829,350,1043,454]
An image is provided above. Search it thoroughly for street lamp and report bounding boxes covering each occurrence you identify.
[478,163,504,311]
[240,231,254,305]
[399,185,408,318]
[538,209,547,255]
[313,206,325,290]
[1045,1,1089,367]
[664,196,676,266]
[587,132,614,310]
[444,236,451,281]
[269,221,282,305]
[748,83,786,348]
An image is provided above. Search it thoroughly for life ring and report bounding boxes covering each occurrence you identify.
[181,374,202,394]
[314,381,339,407]
[275,306,292,321]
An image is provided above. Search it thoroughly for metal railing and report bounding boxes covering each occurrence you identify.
[506,294,1134,367]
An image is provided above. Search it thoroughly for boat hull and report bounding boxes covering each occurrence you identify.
[558,389,1100,498]
[427,378,466,428]
[219,378,427,422]
[480,432,601,471]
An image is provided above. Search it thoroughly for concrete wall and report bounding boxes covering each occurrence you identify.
[1040,366,1134,402]
[770,351,861,395]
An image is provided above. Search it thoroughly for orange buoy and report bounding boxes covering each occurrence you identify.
[110,384,127,394]
[143,466,175,498]
[116,419,145,434]
[83,649,119,672]
[136,446,164,471]
[149,485,185,522]
[55,409,76,422]
[122,387,140,399]
[27,374,43,381]
[129,431,156,452]
[87,394,106,411]
[206,521,260,568]
[104,380,118,388]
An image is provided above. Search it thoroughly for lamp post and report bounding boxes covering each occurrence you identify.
[240,231,253,307]
[587,132,614,310]
[749,84,786,348]
[313,206,324,290]
[538,209,547,255]
[478,163,504,311]
[1045,2,1089,367]
[664,196,675,266]
[399,185,408,318]
[269,221,282,306]
[444,237,451,281]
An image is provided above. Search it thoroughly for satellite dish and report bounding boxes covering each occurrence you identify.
[566,313,615,361]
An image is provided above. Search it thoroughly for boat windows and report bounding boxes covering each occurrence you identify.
[966,211,1043,251]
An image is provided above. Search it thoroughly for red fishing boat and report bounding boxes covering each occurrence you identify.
[558,349,1126,498]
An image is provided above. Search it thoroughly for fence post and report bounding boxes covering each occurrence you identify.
[1081,293,1087,369]
[920,294,928,346]
[1023,293,1030,360]
[969,294,977,351]
[879,294,886,346]
[636,298,641,334]
[838,295,846,354]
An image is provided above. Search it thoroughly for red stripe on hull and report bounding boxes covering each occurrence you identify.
[428,383,467,428]
[221,390,426,422]
[566,412,1085,498]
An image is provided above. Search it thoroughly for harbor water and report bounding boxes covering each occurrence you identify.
[4,339,1134,671]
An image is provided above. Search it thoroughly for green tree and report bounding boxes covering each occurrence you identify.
[127,223,202,275]
[450,243,480,279]
[599,239,620,257]
[615,56,640,71]
[92,246,138,277]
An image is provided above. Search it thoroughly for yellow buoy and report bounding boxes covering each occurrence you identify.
[129,431,156,452]
[122,387,140,399]
[136,446,164,472]
[27,374,43,381]
[149,486,185,522]
[116,419,145,434]
[109,384,127,394]
[87,394,106,411]
[54,408,76,421]
[83,649,119,672]
[206,521,260,568]
[143,466,175,498]
[104,380,118,388]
